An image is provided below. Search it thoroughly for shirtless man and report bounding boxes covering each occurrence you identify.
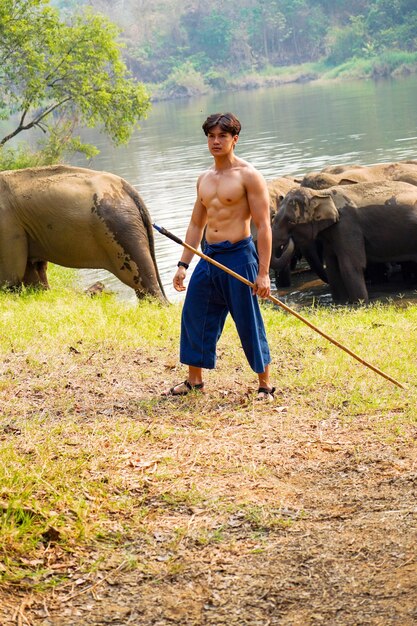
[165,112,274,400]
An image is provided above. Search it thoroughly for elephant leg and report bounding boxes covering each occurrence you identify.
[303,241,328,283]
[274,265,291,288]
[338,256,368,303]
[0,227,28,288]
[36,261,49,288]
[23,260,49,289]
[401,261,417,286]
[325,254,349,304]
[23,262,40,287]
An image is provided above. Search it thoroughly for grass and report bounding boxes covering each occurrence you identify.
[317,50,417,80]
[1,266,416,623]
[148,52,417,101]
[249,51,417,83]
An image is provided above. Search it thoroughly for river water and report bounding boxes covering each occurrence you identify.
[69,75,417,304]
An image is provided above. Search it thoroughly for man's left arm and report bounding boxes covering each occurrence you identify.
[246,169,272,298]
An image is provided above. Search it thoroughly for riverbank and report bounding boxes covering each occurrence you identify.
[1,268,416,624]
[149,51,417,101]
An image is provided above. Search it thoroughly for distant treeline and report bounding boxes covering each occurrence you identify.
[52,0,417,95]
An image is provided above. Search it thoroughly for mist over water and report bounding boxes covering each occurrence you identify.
[70,75,417,303]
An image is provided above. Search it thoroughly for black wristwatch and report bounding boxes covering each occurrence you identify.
[177,261,189,270]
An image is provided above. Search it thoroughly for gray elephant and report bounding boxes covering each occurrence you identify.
[0,165,166,301]
[266,176,300,221]
[301,160,417,189]
[264,176,328,287]
[250,175,326,287]
[249,176,300,287]
[270,180,417,304]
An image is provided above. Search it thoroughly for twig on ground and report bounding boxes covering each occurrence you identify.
[62,560,128,603]
[12,595,34,626]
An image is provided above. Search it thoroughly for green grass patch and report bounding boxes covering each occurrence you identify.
[0,265,416,587]
[320,50,417,80]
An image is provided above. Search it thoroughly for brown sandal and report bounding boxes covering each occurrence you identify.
[163,380,205,397]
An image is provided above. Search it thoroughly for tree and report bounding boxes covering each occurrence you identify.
[326,15,368,65]
[246,1,288,64]
[0,0,150,159]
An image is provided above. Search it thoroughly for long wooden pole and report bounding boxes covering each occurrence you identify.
[153,224,405,389]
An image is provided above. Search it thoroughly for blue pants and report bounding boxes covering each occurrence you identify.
[180,237,271,373]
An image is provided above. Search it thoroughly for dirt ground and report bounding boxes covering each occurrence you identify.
[1,270,416,625]
[1,372,416,626]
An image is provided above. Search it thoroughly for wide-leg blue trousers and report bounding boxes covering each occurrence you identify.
[180,237,271,373]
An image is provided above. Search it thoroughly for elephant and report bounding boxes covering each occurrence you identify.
[262,176,328,288]
[270,236,328,288]
[321,163,364,174]
[270,180,417,304]
[22,260,49,289]
[400,260,417,285]
[0,165,166,302]
[266,176,300,222]
[249,176,300,287]
[301,160,417,190]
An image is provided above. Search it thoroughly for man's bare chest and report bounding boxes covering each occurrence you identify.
[200,173,246,208]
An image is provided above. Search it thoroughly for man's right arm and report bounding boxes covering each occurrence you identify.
[173,181,207,292]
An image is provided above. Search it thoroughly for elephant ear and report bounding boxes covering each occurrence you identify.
[338,177,359,185]
[275,194,285,211]
[309,193,340,223]
[268,194,284,221]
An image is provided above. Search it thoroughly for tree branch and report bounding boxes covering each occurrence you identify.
[0,97,72,146]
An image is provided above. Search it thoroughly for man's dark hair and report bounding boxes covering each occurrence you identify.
[202,112,241,137]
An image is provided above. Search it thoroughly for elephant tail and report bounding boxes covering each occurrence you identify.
[122,181,167,300]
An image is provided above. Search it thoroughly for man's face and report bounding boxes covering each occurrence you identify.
[207,125,238,156]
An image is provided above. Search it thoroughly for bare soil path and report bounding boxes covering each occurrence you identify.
[1,361,416,626]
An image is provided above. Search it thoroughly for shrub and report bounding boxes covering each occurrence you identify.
[162,62,209,98]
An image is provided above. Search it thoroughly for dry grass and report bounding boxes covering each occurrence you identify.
[0,276,416,624]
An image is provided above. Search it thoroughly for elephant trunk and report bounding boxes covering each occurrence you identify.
[270,237,295,271]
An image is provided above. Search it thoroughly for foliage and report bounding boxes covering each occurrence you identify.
[182,9,234,64]
[326,16,369,65]
[0,0,150,161]
[0,145,52,170]
[79,0,417,88]
[161,62,209,99]
[1,0,416,141]
[321,50,417,80]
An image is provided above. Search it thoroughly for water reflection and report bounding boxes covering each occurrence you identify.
[73,76,417,304]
